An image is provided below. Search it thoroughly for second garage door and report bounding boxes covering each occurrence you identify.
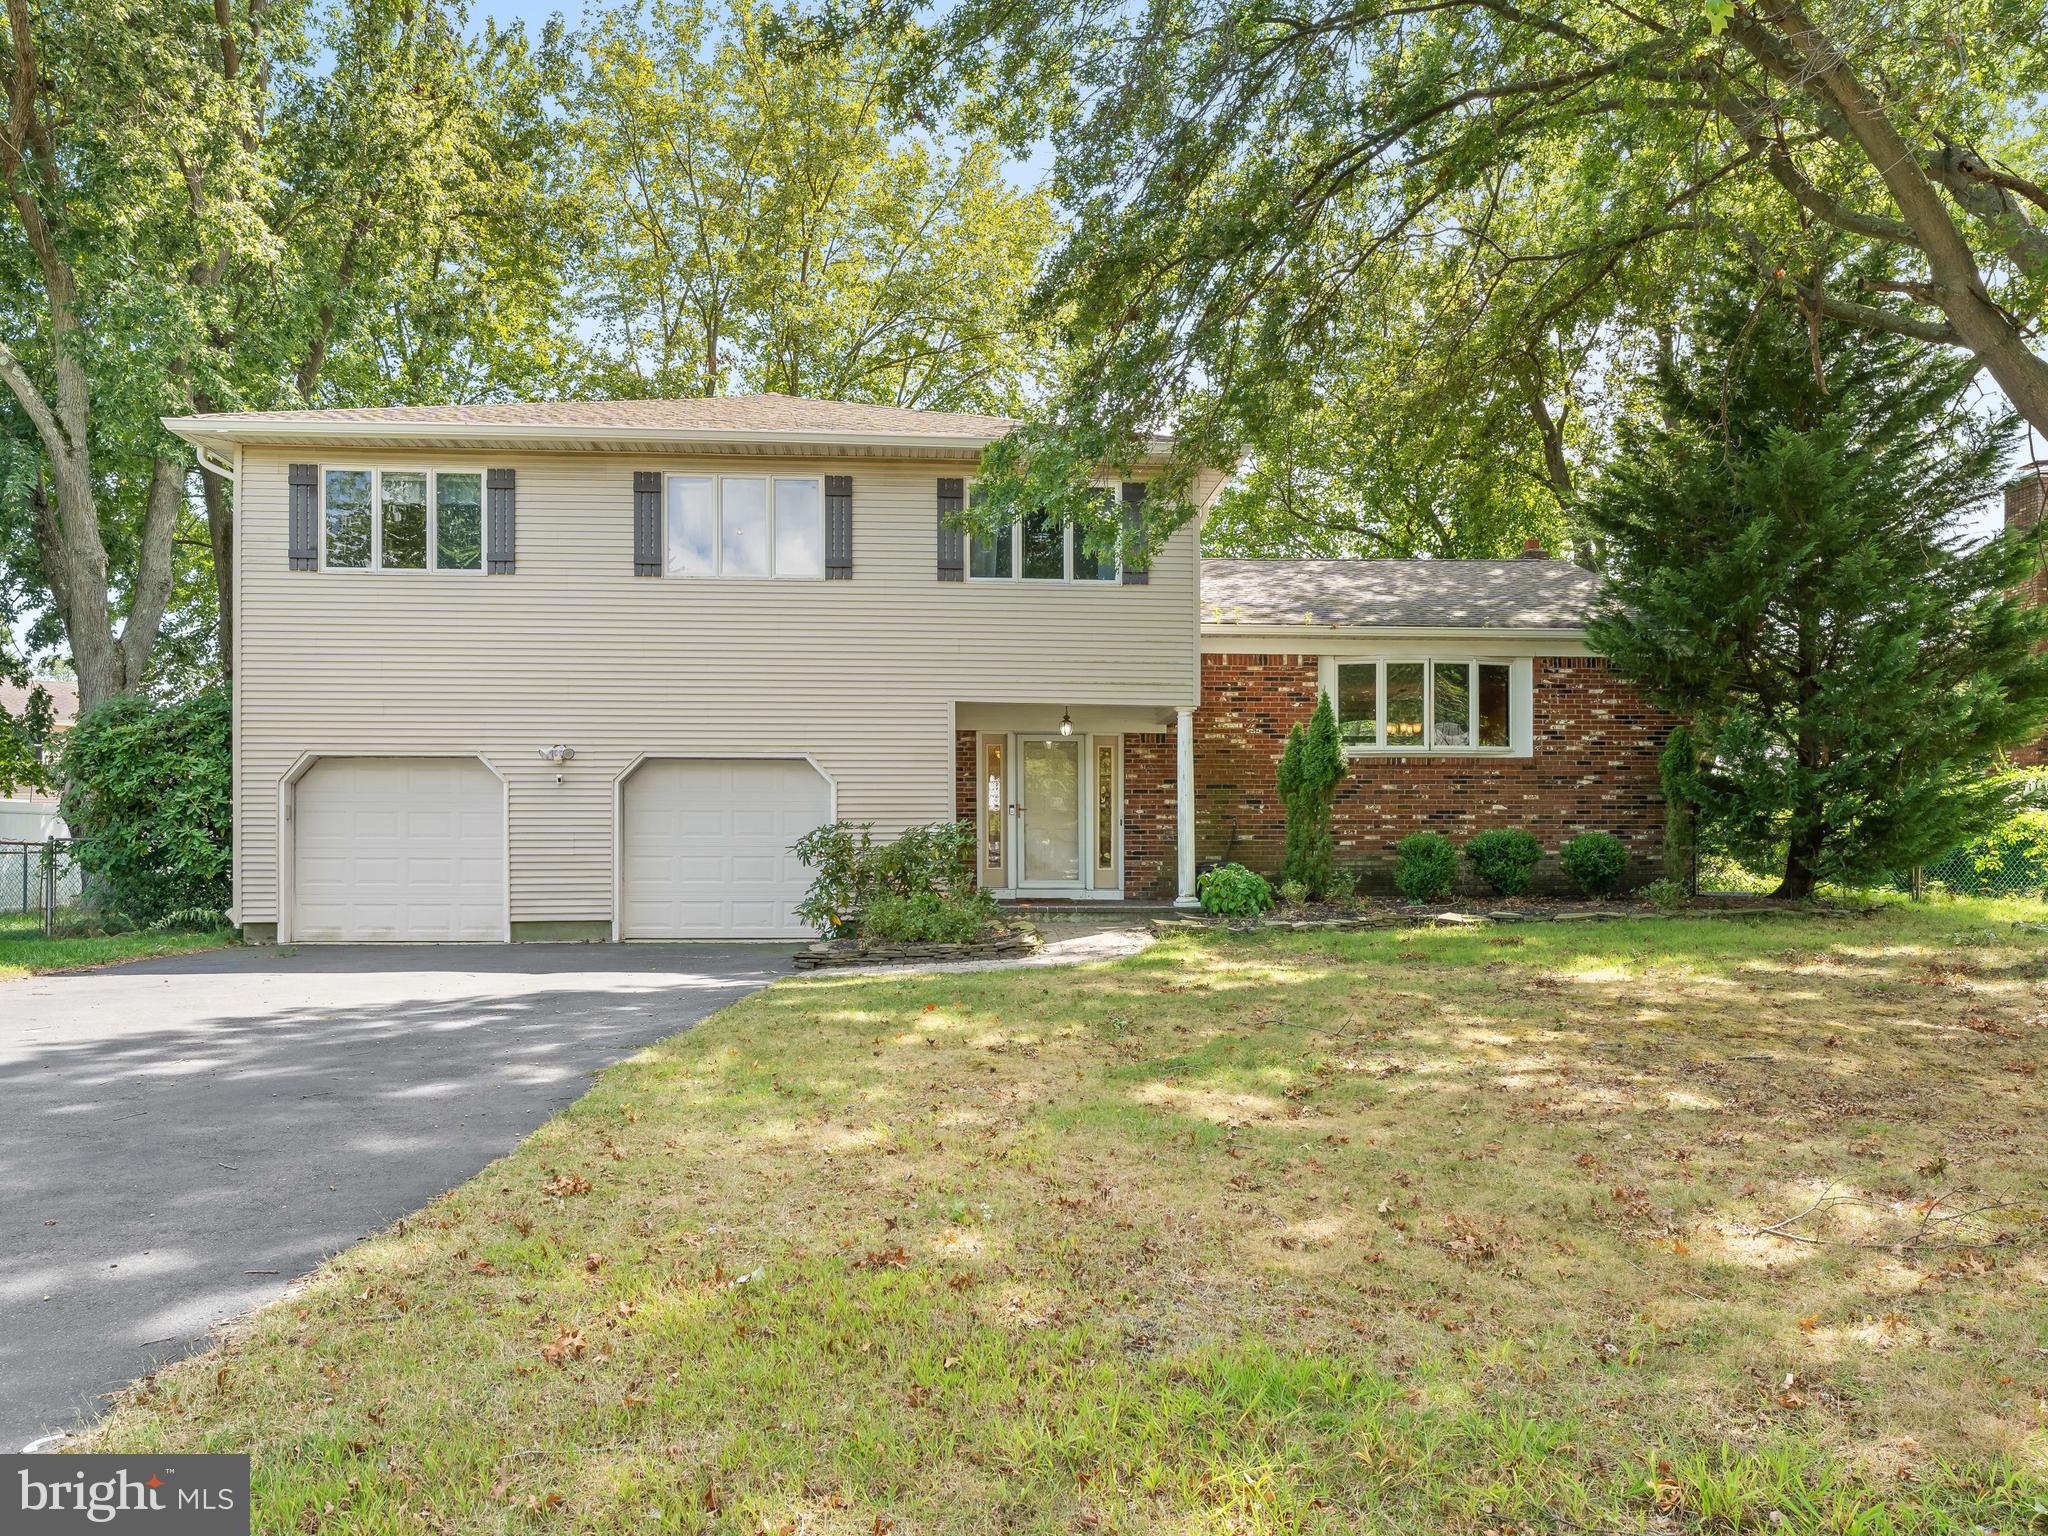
[620,757,832,938]
[292,756,505,941]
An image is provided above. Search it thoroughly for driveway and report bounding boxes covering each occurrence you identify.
[0,942,785,1449]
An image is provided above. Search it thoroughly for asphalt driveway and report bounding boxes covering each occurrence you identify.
[0,942,786,1449]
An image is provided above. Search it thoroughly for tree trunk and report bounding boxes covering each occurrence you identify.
[1775,822,1824,900]
[199,461,233,679]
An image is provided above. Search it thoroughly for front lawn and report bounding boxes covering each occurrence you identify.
[85,902,2048,1532]
[0,910,234,980]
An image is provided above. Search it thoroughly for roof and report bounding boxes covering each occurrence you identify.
[0,676,78,726]
[161,393,1119,464]
[1200,558,1599,632]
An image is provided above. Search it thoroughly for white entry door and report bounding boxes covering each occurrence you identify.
[291,756,505,941]
[620,757,832,938]
[1017,734,1085,890]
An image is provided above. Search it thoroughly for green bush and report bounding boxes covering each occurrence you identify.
[1393,832,1457,902]
[1642,877,1689,911]
[861,889,1000,944]
[1559,831,1630,898]
[1198,862,1274,917]
[792,819,976,936]
[59,688,231,926]
[1324,866,1358,903]
[1276,877,1309,907]
[1463,828,1543,897]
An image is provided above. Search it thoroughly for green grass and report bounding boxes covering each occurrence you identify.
[0,909,234,979]
[83,899,2048,1533]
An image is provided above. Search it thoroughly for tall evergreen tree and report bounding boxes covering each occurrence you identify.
[1584,279,2048,898]
[1276,692,1347,897]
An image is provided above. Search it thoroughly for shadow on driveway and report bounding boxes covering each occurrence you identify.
[0,942,785,1448]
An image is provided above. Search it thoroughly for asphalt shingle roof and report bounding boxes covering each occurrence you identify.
[1201,558,1599,631]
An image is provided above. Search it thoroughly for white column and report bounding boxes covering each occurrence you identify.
[1175,706,1198,906]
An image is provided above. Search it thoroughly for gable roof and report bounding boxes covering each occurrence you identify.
[0,676,78,727]
[1201,558,1599,632]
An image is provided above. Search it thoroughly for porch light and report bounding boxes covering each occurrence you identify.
[538,744,576,764]
[1059,711,1073,737]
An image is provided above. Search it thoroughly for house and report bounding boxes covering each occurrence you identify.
[163,394,1668,942]
[0,676,77,842]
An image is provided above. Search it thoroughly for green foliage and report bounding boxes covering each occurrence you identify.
[567,0,1055,411]
[1659,727,1700,891]
[1584,281,2048,898]
[1463,828,1544,898]
[0,679,58,798]
[1393,832,1457,903]
[1197,863,1273,917]
[861,889,1001,944]
[1275,693,1347,898]
[1641,878,1689,913]
[1276,878,1308,907]
[1919,772,2048,897]
[1559,832,1629,899]
[1323,866,1358,904]
[58,689,231,925]
[792,820,978,936]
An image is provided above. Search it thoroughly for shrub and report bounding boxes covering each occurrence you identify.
[1198,862,1273,917]
[1324,866,1358,903]
[1393,832,1456,902]
[861,889,1000,944]
[1463,828,1543,897]
[792,819,976,936]
[1559,831,1630,898]
[1276,877,1309,907]
[1276,692,1348,898]
[59,688,231,926]
[1642,877,1688,911]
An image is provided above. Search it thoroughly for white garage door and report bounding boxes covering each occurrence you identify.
[621,758,831,938]
[292,757,505,941]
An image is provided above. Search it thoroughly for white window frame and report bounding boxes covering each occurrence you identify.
[662,473,825,581]
[1319,655,1526,756]
[964,483,1122,585]
[317,466,486,574]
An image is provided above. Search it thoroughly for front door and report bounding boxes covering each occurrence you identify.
[1016,734,1085,890]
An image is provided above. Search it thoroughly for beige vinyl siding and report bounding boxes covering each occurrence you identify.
[234,449,1198,925]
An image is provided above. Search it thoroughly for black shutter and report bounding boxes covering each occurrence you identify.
[936,477,965,581]
[824,474,853,579]
[1120,481,1150,585]
[288,462,318,570]
[486,467,516,574]
[633,471,661,576]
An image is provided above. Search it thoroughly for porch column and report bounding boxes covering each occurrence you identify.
[1175,706,1198,906]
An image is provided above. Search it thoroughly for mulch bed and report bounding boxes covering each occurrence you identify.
[1155,894,1879,934]
[793,924,1041,970]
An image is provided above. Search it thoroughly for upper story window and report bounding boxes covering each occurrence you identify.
[967,487,1120,583]
[665,474,822,579]
[1329,657,1515,753]
[322,468,484,572]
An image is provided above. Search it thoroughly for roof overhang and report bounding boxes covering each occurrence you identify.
[1201,623,1590,646]
[159,413,1182,468]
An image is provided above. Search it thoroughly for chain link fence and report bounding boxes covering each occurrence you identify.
[0,838,86,934]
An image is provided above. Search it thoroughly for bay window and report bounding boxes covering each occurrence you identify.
[1326,657,1518,753]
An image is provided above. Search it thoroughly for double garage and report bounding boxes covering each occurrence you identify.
[286,754,832,941]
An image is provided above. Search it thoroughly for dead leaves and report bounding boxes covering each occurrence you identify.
[540,1173,591,1199]
[538,1325,586,1367]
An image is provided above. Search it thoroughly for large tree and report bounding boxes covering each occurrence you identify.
[0,0,572,707]
[568,0,1057,411]
[1583,276,2048,898]
[882,0,2048,548]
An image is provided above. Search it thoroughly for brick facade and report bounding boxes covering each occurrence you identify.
[1120,732,1177,899]
[1193,651,1672,895]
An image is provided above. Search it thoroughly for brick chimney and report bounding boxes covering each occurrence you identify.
[1517,538,1547,560]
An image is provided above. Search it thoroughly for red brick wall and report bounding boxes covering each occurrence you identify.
[1122,732,1177,899]
[1194,652,1672,895]
[956,728,977,825]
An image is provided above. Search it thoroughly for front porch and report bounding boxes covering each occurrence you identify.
[954,702,1198,905]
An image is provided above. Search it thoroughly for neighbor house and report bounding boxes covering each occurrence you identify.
[164,395,1669,941]
[0,675,77,842]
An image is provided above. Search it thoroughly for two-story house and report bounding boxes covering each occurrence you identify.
[165,394,1670,942]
